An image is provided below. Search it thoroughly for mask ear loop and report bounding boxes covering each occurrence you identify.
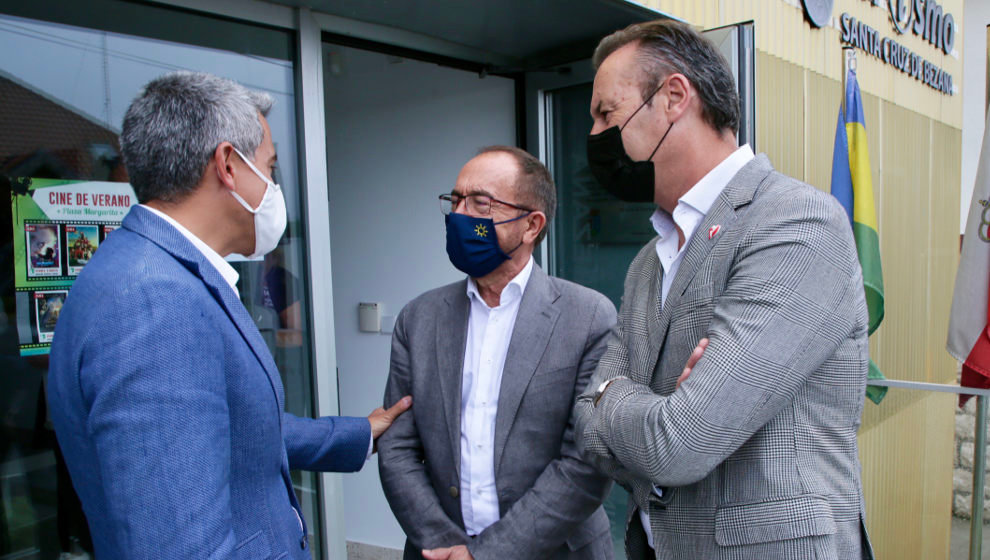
[494,211,533,255]
[647,121,675,161]
[493,211,532,226]
[620,80,666,132]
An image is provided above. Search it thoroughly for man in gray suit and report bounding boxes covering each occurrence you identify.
[379,146,617,560]
[575,20,874,559]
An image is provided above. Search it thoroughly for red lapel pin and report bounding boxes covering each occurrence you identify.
[708,224,721,239]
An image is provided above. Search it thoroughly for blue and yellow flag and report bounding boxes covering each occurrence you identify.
[831,68,887,404]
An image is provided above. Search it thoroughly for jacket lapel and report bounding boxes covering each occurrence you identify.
[493,265,559,475]
[437,283,470,476]
[642,248,663,384]
[646,155,774,379]
[121,206,285,415]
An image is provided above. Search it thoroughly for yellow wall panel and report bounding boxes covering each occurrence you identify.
[756,51,804,179]
[875,101,930,384]
[928,122,961,384]
[920,390,955,559]
[859,389,955,559]
[804,70,841,192]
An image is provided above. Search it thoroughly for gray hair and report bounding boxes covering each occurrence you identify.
[593,20,740,134]
[120,71,273,203]
[477,145,556,245]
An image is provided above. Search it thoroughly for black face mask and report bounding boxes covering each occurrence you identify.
[586,82,674,203]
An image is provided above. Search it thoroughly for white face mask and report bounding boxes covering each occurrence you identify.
[230,147,287,258]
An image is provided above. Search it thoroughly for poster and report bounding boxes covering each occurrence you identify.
[34,290,67,343]
[65,224,100,276]
[25,223,61,278]
[11,178,136,355]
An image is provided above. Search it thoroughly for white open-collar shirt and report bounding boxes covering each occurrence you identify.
[140,204,240,297]
[650,144,754,309]
[460,256,534,535]
[640,144,754,548]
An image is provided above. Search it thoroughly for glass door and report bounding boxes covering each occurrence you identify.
[0,3,325,558]
[527,22,755,559]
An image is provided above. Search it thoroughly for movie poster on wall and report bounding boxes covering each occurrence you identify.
[65,224,100,276]
[11,178,136,355]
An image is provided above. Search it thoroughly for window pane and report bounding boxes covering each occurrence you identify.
[0,7,323,559]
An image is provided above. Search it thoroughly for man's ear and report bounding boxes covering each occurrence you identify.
[214,142,237,191]
[524,211,547,245]
[661,73,693,121]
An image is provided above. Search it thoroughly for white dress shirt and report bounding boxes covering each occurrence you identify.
[640,144,754,548]
[140,204,240,297]
[460,256,534,536]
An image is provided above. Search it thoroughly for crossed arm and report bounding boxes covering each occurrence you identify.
[575,199,862,488]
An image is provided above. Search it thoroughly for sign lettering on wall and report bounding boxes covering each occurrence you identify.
[887,0,955,55]
[800,0,956,96]
[840,13,953,94]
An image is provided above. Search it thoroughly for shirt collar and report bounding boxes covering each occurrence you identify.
[466,256,534,309]
[139,204,240,296]
[649,144,755,237]
[680,144,755,215]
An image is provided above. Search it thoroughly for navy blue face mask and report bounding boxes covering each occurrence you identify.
[445,211,529,278]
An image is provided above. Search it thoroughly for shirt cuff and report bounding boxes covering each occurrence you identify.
[366,429,374,461]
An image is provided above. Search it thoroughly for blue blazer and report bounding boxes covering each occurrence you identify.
[48,205,370,559]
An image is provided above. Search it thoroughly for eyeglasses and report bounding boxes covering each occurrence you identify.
[439,193,533,216]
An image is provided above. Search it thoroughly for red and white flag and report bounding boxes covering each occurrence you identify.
[948,110,990,405]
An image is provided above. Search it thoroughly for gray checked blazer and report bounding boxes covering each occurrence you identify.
[574,155,875,560]
[379,264,618,560]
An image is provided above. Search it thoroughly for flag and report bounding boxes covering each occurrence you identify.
[948,109,990,405]
[830,68,887,404]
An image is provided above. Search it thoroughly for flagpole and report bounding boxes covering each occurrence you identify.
[842,47,855,114]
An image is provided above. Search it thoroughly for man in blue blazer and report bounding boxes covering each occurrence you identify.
[47,72,411,559]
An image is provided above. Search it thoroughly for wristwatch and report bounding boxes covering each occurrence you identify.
[593,376,627,407]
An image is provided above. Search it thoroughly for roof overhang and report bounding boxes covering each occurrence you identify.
[271,0,675,70]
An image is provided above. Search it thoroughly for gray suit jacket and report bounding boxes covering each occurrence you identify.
[575,155,875,560]
[379,264,617,560]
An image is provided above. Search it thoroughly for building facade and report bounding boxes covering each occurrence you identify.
[0,0,969,559]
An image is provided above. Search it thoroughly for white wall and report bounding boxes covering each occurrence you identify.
[961,1,990,231]
[323,45,516,550]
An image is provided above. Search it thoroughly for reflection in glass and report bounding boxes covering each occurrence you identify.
[0,9,320,559]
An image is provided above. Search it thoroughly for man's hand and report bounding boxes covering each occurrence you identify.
[675,338,709,390]
[368,396,412,446]
[422,545,473,560]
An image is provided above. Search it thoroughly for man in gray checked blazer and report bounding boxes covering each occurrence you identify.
[575,20,874,559]
[379,146,617,560]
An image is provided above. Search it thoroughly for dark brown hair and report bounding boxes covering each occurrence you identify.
[593,20,740,134]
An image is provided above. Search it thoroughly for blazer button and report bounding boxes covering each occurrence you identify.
[449,486,459,498]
